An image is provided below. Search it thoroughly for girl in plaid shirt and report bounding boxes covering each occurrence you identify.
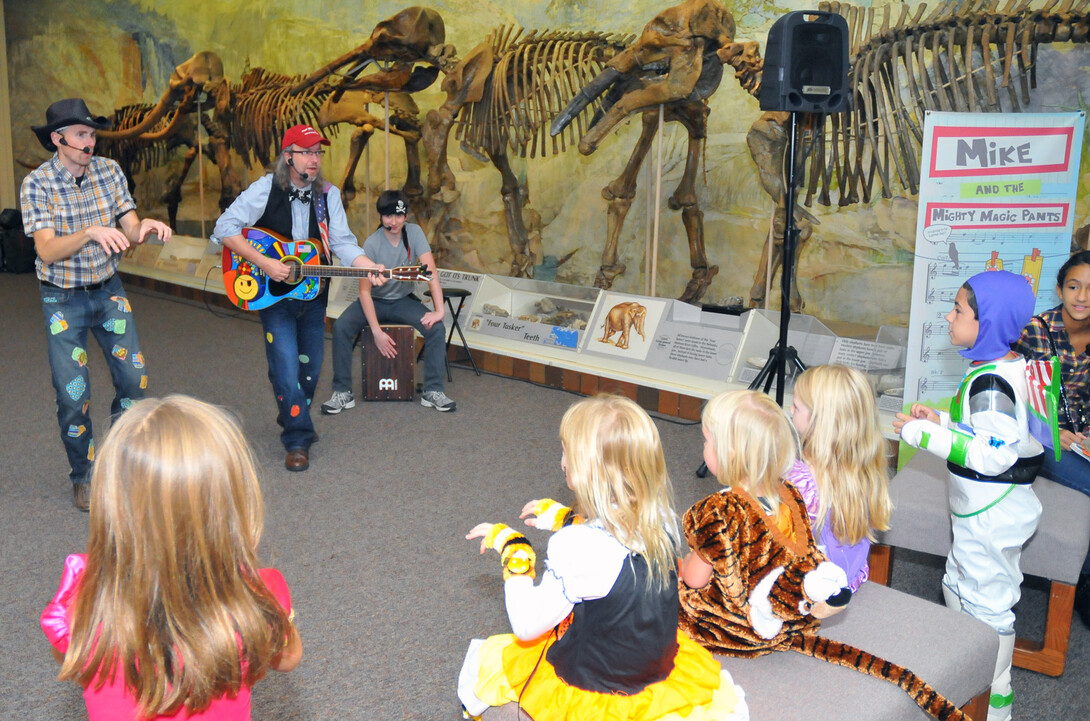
[1014,249,1090,629]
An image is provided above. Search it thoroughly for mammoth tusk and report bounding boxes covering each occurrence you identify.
[291,44,376,96]
[97,86,195,141]
[549,67,621,137]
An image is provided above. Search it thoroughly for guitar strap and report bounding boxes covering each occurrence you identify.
[313,190,332,261]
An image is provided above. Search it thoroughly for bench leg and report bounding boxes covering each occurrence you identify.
[872,543,1073,676]
[867,544,892,586]
[960,689,989,721]
[1012,580,1074,677]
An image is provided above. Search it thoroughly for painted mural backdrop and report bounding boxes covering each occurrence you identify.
[7,0,1090,328]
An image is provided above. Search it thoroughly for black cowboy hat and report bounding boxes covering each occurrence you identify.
[32,98,112,151]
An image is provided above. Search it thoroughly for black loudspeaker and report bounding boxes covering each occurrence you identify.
[758,10,850,113]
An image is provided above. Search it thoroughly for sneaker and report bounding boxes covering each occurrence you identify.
[421,390,456,412]
[73,482,91,512]
[320,390,356,415]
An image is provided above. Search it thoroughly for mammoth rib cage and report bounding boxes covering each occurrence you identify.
[455,30,629,161]
[797,0,1090,206]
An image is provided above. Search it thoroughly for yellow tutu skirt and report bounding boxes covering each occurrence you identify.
[471,629,747,721]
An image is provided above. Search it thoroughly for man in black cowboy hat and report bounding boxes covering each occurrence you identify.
[20,97,172,511]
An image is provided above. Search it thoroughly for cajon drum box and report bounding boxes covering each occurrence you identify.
[360,325,415,401]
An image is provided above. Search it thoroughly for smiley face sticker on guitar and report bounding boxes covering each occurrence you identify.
[233,270,260,302]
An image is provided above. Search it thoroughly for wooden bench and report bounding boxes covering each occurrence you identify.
[869,450,1090,676]
[483,579,996,720]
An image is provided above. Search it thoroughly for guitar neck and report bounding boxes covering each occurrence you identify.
[296,266,391,279]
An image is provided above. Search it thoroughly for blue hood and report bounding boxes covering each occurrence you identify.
[961,270,1035,362]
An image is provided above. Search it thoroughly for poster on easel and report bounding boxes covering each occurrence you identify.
[903,111,1085,438]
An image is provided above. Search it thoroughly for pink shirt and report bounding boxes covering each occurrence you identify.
[41,554,292,721]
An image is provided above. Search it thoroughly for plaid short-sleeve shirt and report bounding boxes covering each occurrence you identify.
[1014,306,1090,433]
[19,154,137,287]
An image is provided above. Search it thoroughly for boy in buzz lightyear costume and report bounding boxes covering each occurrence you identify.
[894,270,1044,721]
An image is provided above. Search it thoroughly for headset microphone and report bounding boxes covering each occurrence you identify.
[57,136,92,154]
[286,156,310,182]
[383,224,393,231]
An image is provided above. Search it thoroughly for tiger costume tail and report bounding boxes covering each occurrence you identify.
[790,634,967,721]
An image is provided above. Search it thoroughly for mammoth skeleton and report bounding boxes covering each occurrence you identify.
[423,0,761,299]
[551,0,763,302]
[746,0,1090,311]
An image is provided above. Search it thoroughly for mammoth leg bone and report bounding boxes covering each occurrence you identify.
[669,101,718,304]
[202,114,240,213]
[749,205,812,312]
[162,145,197,231]
[749,221,776,309]
[341,126,374,204]
[786,219,812,312]
[402,130,424,208]
[487,149,534,278]
[337,122,423,209]
[746,112,785,308]
[424,42,495,201]
[746,111,815,311]
[595,110,659,290]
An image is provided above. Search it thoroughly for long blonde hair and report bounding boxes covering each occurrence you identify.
[560,395,680,590]
[60,395,292,718]
[794,365,892,544]
[702,390,796,514]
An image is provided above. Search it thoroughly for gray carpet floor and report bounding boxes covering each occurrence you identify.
[1,271,1086,719]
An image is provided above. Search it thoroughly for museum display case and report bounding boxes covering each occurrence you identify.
[731,310,837,390]
[870,325,908,413]
[116,237,909,411]
[466,274,600,351]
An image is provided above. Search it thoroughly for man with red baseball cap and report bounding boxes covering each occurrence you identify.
[212,124,384,472]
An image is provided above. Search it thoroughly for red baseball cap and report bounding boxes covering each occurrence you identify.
[282,124,331,150]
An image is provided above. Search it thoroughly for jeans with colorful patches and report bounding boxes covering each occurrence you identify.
[39,274,147,485]
[258,295,326,451]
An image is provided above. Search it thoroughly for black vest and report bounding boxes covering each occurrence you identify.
[547,554,678,694]
[255,181,328,262]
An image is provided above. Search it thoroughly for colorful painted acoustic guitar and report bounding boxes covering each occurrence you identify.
[222,227,431,311]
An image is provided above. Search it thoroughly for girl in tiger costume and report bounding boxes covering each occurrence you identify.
[681,390,968,721]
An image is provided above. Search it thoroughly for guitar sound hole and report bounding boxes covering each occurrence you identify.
[283,260,302,284]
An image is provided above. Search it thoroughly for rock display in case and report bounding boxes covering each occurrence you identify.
[467,276,599,350]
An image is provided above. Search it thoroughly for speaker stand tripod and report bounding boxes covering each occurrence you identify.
[697,112,808,478]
